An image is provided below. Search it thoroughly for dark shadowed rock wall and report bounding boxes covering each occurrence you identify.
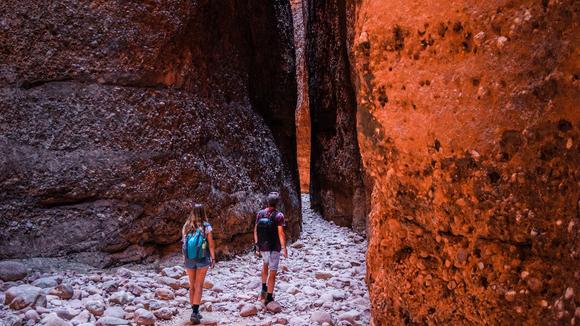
[307,0,579,324]
[0,0,300,267]
[305,0,369,233]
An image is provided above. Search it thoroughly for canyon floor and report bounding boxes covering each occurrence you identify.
[1,194,371,326]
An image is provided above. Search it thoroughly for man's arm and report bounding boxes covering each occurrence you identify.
[278,225,287,258]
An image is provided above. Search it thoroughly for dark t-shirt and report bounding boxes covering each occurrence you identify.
[256,208,285,252]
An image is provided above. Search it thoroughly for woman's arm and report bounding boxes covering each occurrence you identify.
[207,231,216,268]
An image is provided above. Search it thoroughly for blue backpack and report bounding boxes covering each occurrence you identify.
[185,225,208,260]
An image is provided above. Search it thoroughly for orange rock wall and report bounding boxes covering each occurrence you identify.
[352,0,580,324]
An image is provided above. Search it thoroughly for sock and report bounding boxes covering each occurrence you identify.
[192,304,199,313]
[266,293,273,302]
[262,283,267,292]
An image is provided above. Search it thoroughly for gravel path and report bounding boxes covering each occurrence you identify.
[0,195,370,326]
[163,194,371,325]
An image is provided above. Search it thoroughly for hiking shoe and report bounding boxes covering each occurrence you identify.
[190,311,201,324]
[259,290,267,301]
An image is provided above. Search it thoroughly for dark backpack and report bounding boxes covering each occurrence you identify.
[256,210,278,251]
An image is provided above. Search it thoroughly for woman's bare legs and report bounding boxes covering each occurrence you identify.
[186,268,196,305]
[193,266,209,304]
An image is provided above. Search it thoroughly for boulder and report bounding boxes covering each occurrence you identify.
[266,301,283,313]
[32,276,59,288]
[42,313,73,326]
[103,306,125,319]
[52,283,74,300]
[133,308,156,325]
[310,310,333,325]
[240,304,258,317]
[0,261,27,281]
[153,307,173,320]
[95,317,130,326]
[5,284,46,310]
[85,300,105,317]
[154,288,174,301]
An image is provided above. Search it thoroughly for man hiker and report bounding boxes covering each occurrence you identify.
[254,192,288,304]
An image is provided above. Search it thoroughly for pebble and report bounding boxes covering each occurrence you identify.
[564,287,574,300]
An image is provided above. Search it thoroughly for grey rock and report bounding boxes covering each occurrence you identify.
[5,284,46,310]
[95,317,130,326]
[133,308,155,325]
[32,277,59,289]
[103,306,125,319]
[0,261,27,281]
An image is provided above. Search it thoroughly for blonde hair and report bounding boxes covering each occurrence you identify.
[182,203,207,237]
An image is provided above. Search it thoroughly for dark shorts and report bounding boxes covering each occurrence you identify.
[184,256,210,270]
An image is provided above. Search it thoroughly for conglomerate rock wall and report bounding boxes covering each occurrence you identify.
[0,0,300,267]
[307,0,579,324]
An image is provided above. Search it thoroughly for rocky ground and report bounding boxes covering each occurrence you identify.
[0,194,370,326]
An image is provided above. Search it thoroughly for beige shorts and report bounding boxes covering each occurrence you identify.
[261,251,281,271]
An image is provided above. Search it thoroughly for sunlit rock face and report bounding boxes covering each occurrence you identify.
[0,0,300,266]
[305,0,370,233]
[292,0,311,194]
[307,0,579,324]
[355,1,580,325]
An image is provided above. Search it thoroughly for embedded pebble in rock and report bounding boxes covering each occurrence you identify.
[0,261,27,281]
[162,195,371,325]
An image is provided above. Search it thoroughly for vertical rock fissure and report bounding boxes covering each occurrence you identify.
[305,0,369,233]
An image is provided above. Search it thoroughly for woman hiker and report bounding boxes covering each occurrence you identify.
[182,203,216,324]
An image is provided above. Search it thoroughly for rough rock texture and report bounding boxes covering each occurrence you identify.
[305,0,369,233]
[354,0,578,324]
[306,0,579,324]
[292,0,311,193]
[0,0,300,266]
